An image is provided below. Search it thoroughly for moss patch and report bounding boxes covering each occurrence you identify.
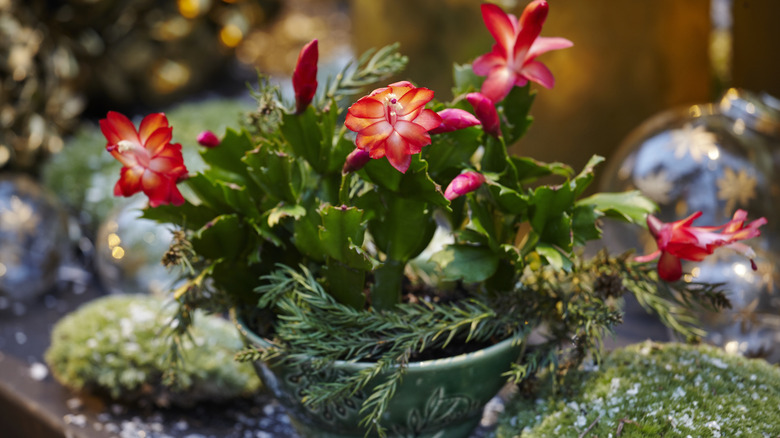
[493,341,780,437]
[45,294,261,407]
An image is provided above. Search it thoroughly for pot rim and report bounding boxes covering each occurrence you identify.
[232,311,521,371]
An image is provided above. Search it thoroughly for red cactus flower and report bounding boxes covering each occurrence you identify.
[466,92,501,137]
[444,171,486,200]
[344,81,442,173]
[473,1,572,102]
[100,111,188,207]
[430,108,482,134]
[196,130,220,148]
[635,210,767,282]
[293,39,318,113]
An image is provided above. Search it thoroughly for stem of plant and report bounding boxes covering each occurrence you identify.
[371,258,404,311]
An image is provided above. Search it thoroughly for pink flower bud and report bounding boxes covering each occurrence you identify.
[293,39,318,114]
[444,171,486,200]
[342,148,371,174]
[196,130,220,148]
[466,92,501,137]
[429,108,481,134]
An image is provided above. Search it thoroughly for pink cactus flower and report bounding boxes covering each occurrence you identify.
[430,108,482,134]
[100,111,188,207]
[344,81,442,173]
[293,39,318,113]
[196,130,220,148]
[635,210,767,282]
[444,171,486,200]
[342,148,372,174]
[473,1,572,102]
[466,92,501,137]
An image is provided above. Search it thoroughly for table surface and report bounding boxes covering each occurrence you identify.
[0,268,669,438]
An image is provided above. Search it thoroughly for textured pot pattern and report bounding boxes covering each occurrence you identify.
[234,315,522,438]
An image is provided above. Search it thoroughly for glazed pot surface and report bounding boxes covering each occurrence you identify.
[234,313,521,438]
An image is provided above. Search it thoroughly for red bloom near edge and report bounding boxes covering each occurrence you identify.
[100,111,188,207]
[636,210,767,282]
[293,39,318,113]
[473,1,572,102]
[345,81,442,173]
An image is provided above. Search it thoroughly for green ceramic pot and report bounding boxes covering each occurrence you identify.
[233,314,522,438]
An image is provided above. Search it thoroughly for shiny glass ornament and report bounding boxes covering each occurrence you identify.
[94,198,176,296]
[601,88,780,362]
[0,173,71,300]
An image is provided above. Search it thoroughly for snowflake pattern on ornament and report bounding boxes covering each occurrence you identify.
[633,169,674,204]
[717,167,757,216]
[668,123,719,162]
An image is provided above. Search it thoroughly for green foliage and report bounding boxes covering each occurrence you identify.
[234,254,729,435]
[493,341,780,438]
[45,295,261,407]
[88,33,735,438]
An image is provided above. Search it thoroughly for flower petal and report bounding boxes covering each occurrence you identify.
[514,0,547,60]
[114,166,143,197]
[397,87,435,117]
[355,121,393,151]
[345,98,386,132]
[528,37,574,61]
[394,120,431,154]
[412,109,443,132]
[657,251,683,282]
[384,131,412,173]
[472,50,506,76]
[138,113,168,144]
[481,3,517,56]
[480,66,518,102]
[101,111,139,146]
[521,60,555,89]
[145,126,173,156]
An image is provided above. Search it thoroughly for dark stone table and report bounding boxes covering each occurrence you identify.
[0,268,667,438]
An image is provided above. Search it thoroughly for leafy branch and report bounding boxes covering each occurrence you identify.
[245,264,515,436]
[323,43,409,105]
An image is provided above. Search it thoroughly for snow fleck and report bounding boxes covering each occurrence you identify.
[29,362,48,380]
[64,414,87,427]
[706,356,729,369]
[575,414,587,428]
[66,397,83,411]
[610,377,621,392]
[626,383,641,396]
[705,420,721,437]
[671,386,686,399]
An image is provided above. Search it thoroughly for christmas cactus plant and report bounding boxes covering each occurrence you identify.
[99,1,766,434]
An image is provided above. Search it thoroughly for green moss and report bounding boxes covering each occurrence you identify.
[45,294,261,407]
[40,98,252,230]
[493,341,780,437]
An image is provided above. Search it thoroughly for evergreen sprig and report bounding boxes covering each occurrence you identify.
[323,42,408,105]
[236,255,730,436]
[245,265,516,435]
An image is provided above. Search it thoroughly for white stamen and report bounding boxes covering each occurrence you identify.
[116,140,135,153]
